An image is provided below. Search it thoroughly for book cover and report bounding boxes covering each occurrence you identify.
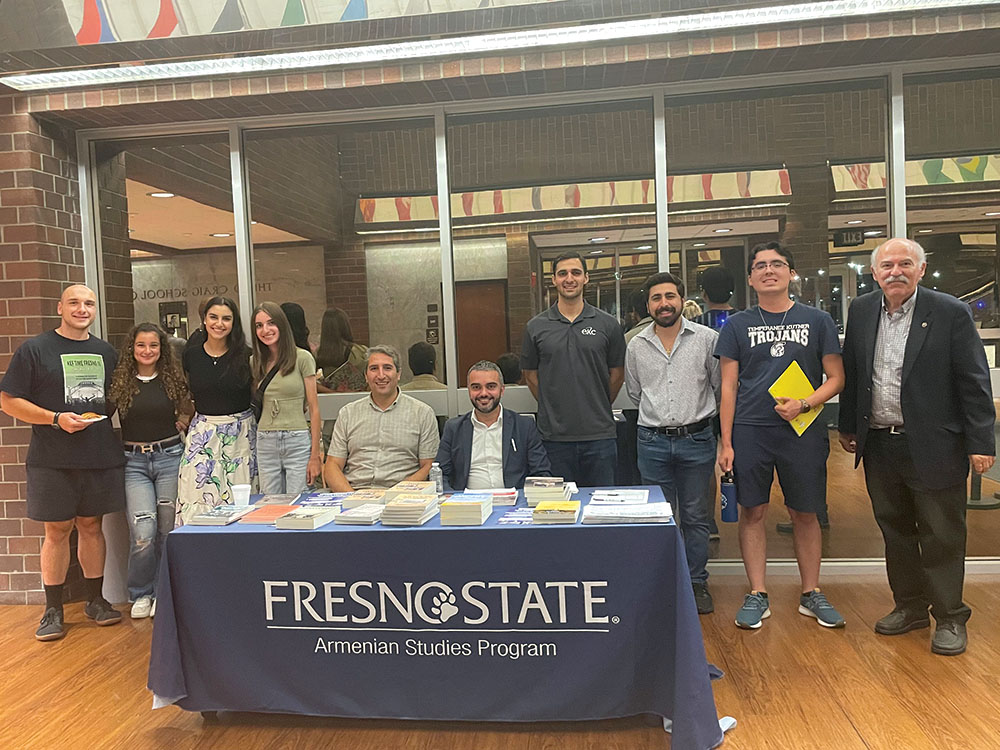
[767,360,823,436]
[237,504,298,524]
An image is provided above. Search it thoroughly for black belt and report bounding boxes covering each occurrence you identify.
[124,435,184,454]
[645,417,713,436]
[871,425,905,435]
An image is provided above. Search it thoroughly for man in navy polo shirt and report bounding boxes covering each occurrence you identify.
[521,252,626,486]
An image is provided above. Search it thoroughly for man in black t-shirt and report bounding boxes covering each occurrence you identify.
[0,285,125,641]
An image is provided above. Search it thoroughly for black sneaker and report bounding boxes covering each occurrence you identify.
[692,582,714,614]
[35,607,65,641]
[84,596,122,626]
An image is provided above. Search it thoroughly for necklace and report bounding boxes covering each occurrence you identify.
[136,372,158,382]
[758,302,794,328]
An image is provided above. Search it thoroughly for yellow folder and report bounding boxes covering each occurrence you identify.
[767,360,822,437]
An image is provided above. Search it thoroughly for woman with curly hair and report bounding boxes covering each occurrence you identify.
[110,323,192,619]
[176,296,256,525]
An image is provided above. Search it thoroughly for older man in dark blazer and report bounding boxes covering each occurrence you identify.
[435,361,551,492]
[839,238,995,656]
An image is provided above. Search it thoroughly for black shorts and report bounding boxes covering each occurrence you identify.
[26,466,126,522]
[731,422,829,513]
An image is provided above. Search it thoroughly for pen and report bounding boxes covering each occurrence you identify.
[511,438,517,452]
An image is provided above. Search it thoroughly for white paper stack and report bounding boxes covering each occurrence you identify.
[334,503,385,525]
[440,494,494,526]
[275,505,341,530]
[497,508,534,525]
[523,477,571,507]
[581,501,674,524]
[531,500,582,525]
[466,488,517,506]
[589,489,649,505]
[381,494,441,526]
[342,489,388,509]
[384,480,437,501]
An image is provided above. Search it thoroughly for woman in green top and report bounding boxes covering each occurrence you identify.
[251,302,322,494]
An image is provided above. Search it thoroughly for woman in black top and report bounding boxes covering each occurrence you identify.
[110,323,191,619]
[176,296,257,524]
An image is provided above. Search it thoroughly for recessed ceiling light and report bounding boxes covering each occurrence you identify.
[917,229,932,233]
[863,230,881,237]
[589,249,603,255]
[817,269,825,275]
[250,220,258,225]
[713,228,732,233]
[845,219,864,225]
[932,271,941,278]
[148,191,175,198]
[984,212,1000,217]
[210,232,233,238]
[635,244,653,250]
[588,236,608,243]
[692,242,707,247]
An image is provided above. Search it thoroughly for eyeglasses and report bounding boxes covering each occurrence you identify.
[751,260,789,272]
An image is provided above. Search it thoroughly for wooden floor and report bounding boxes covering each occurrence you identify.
[711,430,1000,560]
[2,577,999,749]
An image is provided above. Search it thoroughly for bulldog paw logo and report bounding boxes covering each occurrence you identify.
[431,591,459,623]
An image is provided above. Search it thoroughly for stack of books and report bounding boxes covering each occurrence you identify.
[275,505,341,530]
[382,494,441,526]
[297,492,350,511]
[581,501,674,524]
[334,504,384,525]
[524,477,571,507]
[342,489,388,509]
[468,488,518,506]
[589,489,649,505]
[384,480,437,501]
[532,499,582,524]
[255,493,302,505]
[440,493,493,526]
[237,504,298,525]
[187,504,255,526]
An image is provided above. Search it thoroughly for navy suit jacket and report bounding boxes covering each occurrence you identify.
[839,287,995,489]
[435,409,551,491]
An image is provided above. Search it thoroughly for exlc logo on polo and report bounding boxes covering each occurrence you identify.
[580,327,597,336]
[263,578,612,627]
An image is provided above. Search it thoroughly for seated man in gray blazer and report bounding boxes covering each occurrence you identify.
[435,360,551,491]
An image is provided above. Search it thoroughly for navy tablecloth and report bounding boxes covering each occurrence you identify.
[148,486,723,750]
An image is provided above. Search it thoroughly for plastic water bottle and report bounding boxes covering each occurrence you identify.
[720,471,738,523]
[429,462,444,494]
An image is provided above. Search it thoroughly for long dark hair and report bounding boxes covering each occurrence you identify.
[202,296,251,381]
[111,323,190,417]
[316,307,355,371]
[280,302,311,352]
[251,301,298,383]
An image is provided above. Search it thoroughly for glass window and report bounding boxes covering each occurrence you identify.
[446,100,656,386]
[665,80,888,333]
[93,133,235,349]
[243,118,439,392]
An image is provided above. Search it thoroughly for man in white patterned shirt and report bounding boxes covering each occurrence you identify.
[839,238,995,656]
[323,345,440,490]
[625,271,720,614]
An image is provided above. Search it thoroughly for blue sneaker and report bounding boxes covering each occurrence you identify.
[799,589,845,628]
[735,592,770,629]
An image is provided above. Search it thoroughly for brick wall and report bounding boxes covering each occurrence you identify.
[904,74,1000,157]
[0,95,86,604]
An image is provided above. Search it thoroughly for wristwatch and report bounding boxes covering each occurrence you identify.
[799,399,811,413]
[51,412,61,429]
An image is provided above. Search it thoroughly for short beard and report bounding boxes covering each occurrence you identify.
[473,398,499,415]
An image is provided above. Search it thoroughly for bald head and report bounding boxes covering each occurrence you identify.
[57,285,97,338]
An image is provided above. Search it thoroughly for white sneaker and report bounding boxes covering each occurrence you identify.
[150,597,156,618]
[131,596,152,619]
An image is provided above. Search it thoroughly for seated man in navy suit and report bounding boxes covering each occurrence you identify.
[435,360,551,491]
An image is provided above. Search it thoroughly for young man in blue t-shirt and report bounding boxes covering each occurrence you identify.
[715,242,846,630]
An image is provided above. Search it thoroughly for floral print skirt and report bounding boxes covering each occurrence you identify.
[176,409,258,526]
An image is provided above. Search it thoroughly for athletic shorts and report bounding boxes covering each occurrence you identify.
[731,422,829,513]
[26,465,126,522]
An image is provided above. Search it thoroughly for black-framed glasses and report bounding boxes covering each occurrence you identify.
[751,260,789,272]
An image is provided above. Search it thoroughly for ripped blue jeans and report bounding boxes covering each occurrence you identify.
[123,444,181,601]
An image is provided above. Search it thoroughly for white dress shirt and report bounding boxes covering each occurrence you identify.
[467,406,504,490]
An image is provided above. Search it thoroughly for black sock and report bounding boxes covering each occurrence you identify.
[84,576,104,602]
[44,583,65,612]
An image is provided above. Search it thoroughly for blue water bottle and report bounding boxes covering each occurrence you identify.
[720,471,738,523]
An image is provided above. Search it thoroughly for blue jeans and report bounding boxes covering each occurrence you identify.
[257,429,313,494]
[542,438,617,487]
[124,444,180,601]
[637,425,716,584]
